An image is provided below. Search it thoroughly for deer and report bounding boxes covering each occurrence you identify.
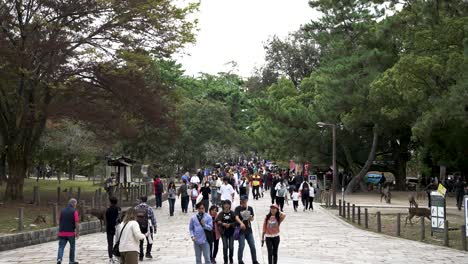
[405,194,430,226]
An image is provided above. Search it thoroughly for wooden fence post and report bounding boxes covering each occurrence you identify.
[338,199,342,216]
[377,211,381,233]
[57,186,61,205]
[53,204,58,226]
[77,187,81,202]
[396,213,401,237]
[352,204,355,223]
[444,220,449,247]
[461,225,467,251]
[357,206,361,225]
[18,207,24,232]
[365,208,368,229]
[420,217,425,241]
[347,203,350,220]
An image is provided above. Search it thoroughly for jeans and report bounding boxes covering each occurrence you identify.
[155,194,162,208]
[169,198,175,216]
[181,196,189,213]
[211,189,218,205]
[191,198,197,210]
[194,242,211,264]
[238,232,257,263]
[302,196,309,210]
[203,199,210,213]
[222,235,234,263]
[266,236,280,264]
[275,197,285,211]
[57,236,75,263]
[210,238,219,260]
[106,232,114,259]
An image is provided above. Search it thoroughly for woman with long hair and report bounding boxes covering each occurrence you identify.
[261,204,286,264]
[116,207,146,264]
[168,181,177,216]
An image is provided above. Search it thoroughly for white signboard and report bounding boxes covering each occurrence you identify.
[430,191,446,232]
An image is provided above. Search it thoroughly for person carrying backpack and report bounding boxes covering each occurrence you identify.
[134,196,156,261]
[299,180,310,211]
[274,180,287,212]
[216,200,236,264]
[178,179,190,213]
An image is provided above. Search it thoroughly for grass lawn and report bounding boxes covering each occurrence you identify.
[326,206,466,251]
[0,179,103,235]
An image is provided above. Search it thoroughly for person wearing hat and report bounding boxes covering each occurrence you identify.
[234,195,259,264]
[261,204,286,264]
[216,200,236,264]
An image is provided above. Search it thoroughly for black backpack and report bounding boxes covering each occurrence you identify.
[136,207,149,233]
[156,181,164,193]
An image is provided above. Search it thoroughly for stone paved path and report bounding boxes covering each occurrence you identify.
[0,191,466,264]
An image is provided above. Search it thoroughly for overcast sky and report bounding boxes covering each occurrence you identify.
[176,0,320,77]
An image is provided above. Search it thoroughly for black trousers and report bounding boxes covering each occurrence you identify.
[253,186,260,199]
[309,197,314,210]
[293,201,299,211]
[210,238,219,260]
[275,197,285,211]
[266,236,280,264]
[139,229,153,257]
[302,196,309,210]
[106,232,114,259]
[181,196,189,213]
[155,194,162,208]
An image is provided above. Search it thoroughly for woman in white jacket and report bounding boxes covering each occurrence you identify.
[116,207,145,264]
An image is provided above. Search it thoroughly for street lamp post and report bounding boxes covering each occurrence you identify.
[317,121,337,207]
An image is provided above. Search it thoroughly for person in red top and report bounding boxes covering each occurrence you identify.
[153,175,163,209]
[57,198,80,264]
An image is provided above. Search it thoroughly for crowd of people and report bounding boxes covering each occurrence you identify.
[56,161,319,264]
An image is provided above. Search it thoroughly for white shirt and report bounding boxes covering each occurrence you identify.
[309,186,315,197]
[220,183,235,201]
[291,192,300,201]
[190,176,200,185]
[115,220,145,252]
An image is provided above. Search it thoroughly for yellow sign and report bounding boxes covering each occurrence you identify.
[437,184,447,196]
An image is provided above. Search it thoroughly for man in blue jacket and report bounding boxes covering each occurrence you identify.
[57,198,80,264]
[189,202,213,264]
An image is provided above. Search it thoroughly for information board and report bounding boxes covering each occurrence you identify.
[430,191,446,233]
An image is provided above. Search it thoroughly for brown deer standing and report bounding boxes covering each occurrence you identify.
[405,194,430,226]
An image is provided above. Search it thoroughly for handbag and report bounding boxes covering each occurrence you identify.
[197,214,214,243]
[233,225,241,240]
[112,222,128,257]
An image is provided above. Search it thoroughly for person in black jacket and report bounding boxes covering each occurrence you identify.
[105,197,121,264]
[216,200,236,264]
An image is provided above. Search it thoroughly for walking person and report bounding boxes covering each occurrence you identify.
[216,200,236,264]
[239,176,249,198]
[209,205,220,264]
[220,177,235,203]
[201,182,211,212]
[308,183,315,210]
[291,189,299,212]
[299,180,310,211]
[189,203,213,264]
[274,180,287,212]
[153,175,164,209]
[454,177,466,210]
[270,174,280,204]
[235,196,260,264]
[116,207,146,264]
[210,174,222,206]
[178,179,190,213]
[57,198,80,264]
[252,173,261,200]
[168,181,177,216]
[261,204,286,264]
[191,184,200,212]
[135,196,157,261]
[105,197,121,264]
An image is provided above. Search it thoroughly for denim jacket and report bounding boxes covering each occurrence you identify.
[189,213,213,245]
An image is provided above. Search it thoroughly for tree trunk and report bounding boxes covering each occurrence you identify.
[0,152,6,185]
[4,152,28,201]
[345,126,379,195]
[68,157,74,181]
